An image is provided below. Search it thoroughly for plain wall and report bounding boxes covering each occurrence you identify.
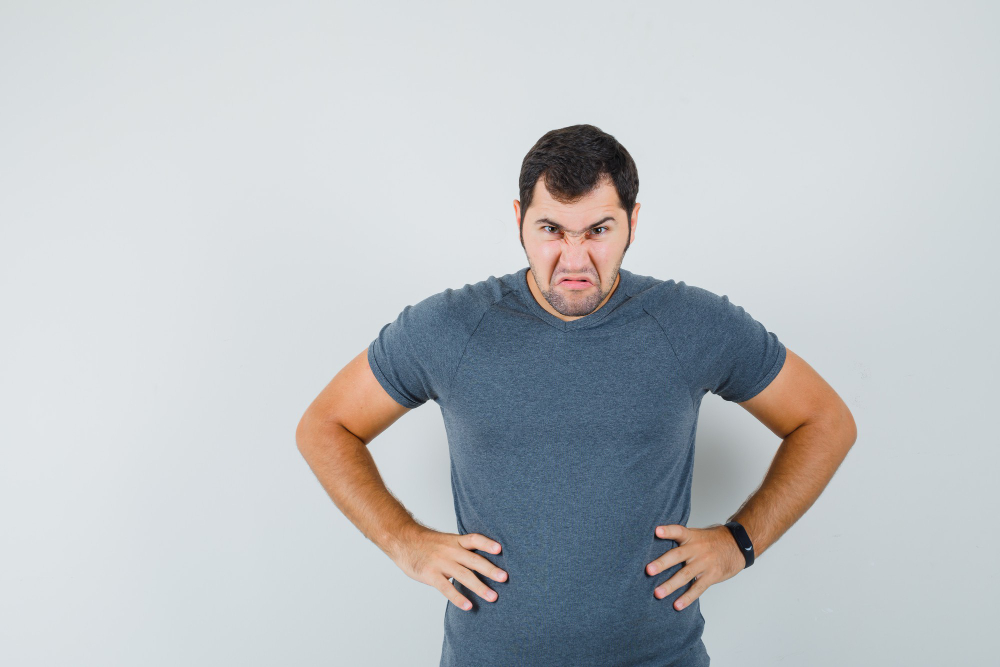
[2,1,997,665]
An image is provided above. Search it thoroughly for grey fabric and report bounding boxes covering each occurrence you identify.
[368,266,786,666]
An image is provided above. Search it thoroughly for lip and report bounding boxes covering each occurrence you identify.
[559,278,593,290]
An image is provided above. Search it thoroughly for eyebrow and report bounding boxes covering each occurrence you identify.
[532,216,617,231]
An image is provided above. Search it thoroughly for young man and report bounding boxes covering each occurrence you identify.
[297,124,857,666]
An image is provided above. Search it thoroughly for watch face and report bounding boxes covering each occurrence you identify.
[728,523,753,552]
[725,524,754,567]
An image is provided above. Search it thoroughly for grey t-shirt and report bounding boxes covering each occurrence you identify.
[367,266,786,667]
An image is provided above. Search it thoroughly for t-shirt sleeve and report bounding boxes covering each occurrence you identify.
[367,306,435,409]
[367,284,493,409]
[654,282,787,404]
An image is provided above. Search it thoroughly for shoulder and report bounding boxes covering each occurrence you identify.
[622,270,724,322]
[631,275,759,349]
[625,274,786,402]
[388,273,507,347]
[368,273,510,407]
[405,273,505,323]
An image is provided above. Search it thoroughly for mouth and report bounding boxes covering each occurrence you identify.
[559,277,593,289]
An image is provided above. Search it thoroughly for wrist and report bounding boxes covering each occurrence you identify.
[724,520,756,569]
[386,521,429,561]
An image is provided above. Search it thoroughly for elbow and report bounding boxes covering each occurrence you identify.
[838,405,858,448]
[297,411,354,453]
[811,403,856,449]
[296,411,321,452]
[295,417,309,452]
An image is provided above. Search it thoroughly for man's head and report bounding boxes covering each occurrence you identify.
[513,124,640,319]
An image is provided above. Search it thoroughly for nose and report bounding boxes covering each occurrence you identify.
[559,250,593,274]
[561,230,589,245]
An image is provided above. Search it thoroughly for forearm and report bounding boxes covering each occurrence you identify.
[726,413,856,558]
[296,420,426,561]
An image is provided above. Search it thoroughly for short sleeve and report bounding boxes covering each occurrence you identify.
[648,281,787,404]
[367,308,434,409]
[367,282,497,409]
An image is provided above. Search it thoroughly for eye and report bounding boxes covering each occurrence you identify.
[541,225,609,236]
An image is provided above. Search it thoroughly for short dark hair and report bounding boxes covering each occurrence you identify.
[518,124,639,248]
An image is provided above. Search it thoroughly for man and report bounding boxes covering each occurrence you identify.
[296,124,857,666]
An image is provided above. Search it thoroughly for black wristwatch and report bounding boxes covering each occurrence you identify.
[724,521,755,569]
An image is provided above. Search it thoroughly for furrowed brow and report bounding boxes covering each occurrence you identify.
[533,216,616,231]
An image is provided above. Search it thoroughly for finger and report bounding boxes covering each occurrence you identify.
[455,549,508,583]
[655,524,689,543]
[434,575,475,611]
[674,572,711,611]
[645,546,686,576]
[448,564,500,604]
[654,563,699,600]
[458,532,503,555]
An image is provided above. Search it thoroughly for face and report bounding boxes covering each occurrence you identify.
[514,177,639,321]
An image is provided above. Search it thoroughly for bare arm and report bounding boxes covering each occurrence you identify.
[295,348,507,611]
[295,348,421,561]
[647,347,858,612]
[728,347,859,557]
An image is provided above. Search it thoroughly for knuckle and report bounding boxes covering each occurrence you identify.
[420,555,441,577]
[441,580,468,609]
[410,555,431,578]
[448,563,471,581]
[481,557,506,579]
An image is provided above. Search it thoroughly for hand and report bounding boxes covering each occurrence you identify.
[392,526,508,611]
[645,523,746,611]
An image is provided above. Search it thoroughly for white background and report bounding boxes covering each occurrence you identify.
[2,1,996,665]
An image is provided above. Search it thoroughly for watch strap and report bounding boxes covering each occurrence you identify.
[724,521,755,569]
